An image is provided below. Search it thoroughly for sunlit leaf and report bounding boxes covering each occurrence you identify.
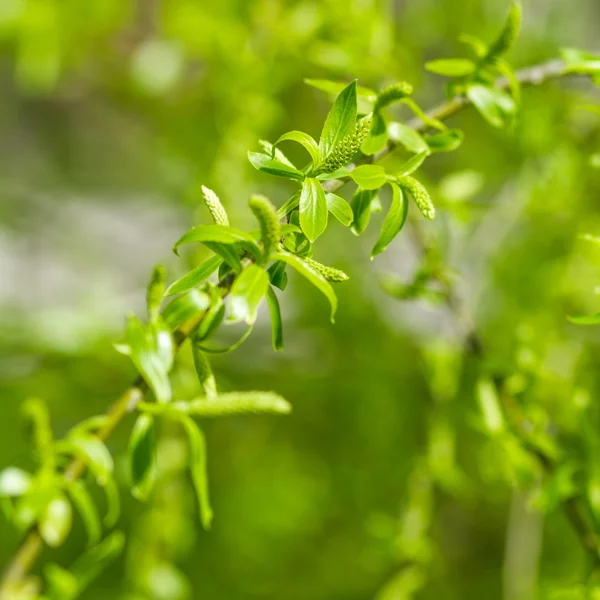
[319,80,357,157]
[247,151,305,181]
[371,183,408,258]
[304,78,376,99]
[395,151,429,177]
[351,188,377,235]
[273,130,322,169]
[350,164,387,190]
[228,264,269,325]
[467,84,515,128]
[165,256,223,296]
[425,58,475,77]
[388,122,429,154]
[172,224,261,260]
[299,177,328,242]
[361,110,388,156]
[326,193,354,226]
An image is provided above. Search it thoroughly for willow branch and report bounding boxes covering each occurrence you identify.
[0,56,587,597]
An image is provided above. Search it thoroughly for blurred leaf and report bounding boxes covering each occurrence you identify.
[350,164,387,190]
[372,183,408,258]
[131,39,183,95]
[65,481,102,547]
[271,251,338,322]
[0,468,32,498]
[304,78,376,99]
[56,435,113,486]
[162,289,211,329]
[567,313,600,325]
[395,150,429,177]
[319,80,357,156]
[326,192,354,226]
[128,414,157,502]
[179,415,213,530]
[484,2,521,62]
[425,58,475,76]
[266,286,284,351]
[299,177,328,242]
[560,48,600,74]
[426,129,464,153]
[247,151,305,181]
[228,264,269,325]
[467,84,515,128]
[40,493,73,548]
[146,265,166,322]
[476,378,505,434]
[388,122,429,154]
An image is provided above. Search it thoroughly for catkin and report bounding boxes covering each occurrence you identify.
[303,257,349,282]
[201,185,229,226]
[321,115,373,173]
[398,176,435,220]
[249,194,280,256]
[375,82,414,110]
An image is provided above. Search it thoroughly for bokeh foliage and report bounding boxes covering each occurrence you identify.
[2,0,600,599]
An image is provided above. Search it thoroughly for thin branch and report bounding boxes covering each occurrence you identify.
[0,56,586,598]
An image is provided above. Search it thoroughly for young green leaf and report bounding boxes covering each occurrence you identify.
[146,265,165,322]
[299,177,328,242]
[484,2,521,62]
[195,297,225,341]
[350,165,387,190]
[267,260,288,291]
[276,192,301,219]
[319,80,358,157]
[425,129,464,153]
[388,122,430,154]
[201,185,229,226]
[325,193,354,226]
[65,481,102,547]
[361,110,388,156]
[476,378,505,434]
[128,414,157,502]
[191,335,218,397]
[228,264,269,325]
[271,251,338,322]
[425,58,475,77]
[351,188,377,235]
[395,151,429,178]
[166,256,223,298]
[125,315,171,403]
[371,183,409,258]
[40,493,73,548]
[467,84,515,128]
[56,435,114,486]
[172,224,261,259]
[179,415,213,530]
[162,289,211,330]
[247,151,305,181]
[273,131,322,169]
[304,78,376,100]
[316,167,353,182]
[266,286,284,351]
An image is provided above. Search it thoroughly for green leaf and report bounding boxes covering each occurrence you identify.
[485,2,521,61]
[146,265,165,322]
[371,183,409,258]
[193,326,253,354]
[567,313,600,326]
[467,84,515,128]
[191,336,217,397]
[162,289,211,330]
[560,48,600,74]
[271,251,338,322]
[326,193,354,226]
[388,122,430,154]
[425,58,475,77]
[195,297,225,341]
[426,129,464,153]
[351,188,377,235]
[276,192,301,219]
[128,414,157,502]
[476,378,505,434]
[228,264,269,325]
[400,98,446,131]
[304,78,376,99]
[204,241,242,273]
[125,315,171,403]
[179,416,213,530]
[319,80,358,157]
[266,286,284,351]
[247,151,305,181]
[258,139,297,168]
[0,468,32,497]
[315,166,353,181]
[458,33,488,57]
[350,165,387,190]
[45,563,79,600]
[65,481,101,547]
[56,435,114,485]
[395,150,429,177]
[268,260,288,291]
[299,177,328,242]
[273,131,322,169]
[361,110,388,156]
[40,493,73,548]
[172,224,261,259]
[165,256,223,296]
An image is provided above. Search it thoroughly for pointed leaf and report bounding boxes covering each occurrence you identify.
[128,414,156,502]
[273,131,322,169]
[65,481,102,547]
[172,224,261,259]
[425,58,475,77]
[372,183,409,258]
[351,188,377,235]
[299,177,328,242]
[388,122,430,154]
[271,251,337,322]
[228,264,269,325]
[395,151,429,177]
[165,256,223,296]
[326,193,354,226]
[426,129,464,153]
[266,286,284,351]
[319,80,357,156]
[247,151,305,181]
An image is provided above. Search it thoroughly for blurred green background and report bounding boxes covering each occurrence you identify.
[2,0,600,598]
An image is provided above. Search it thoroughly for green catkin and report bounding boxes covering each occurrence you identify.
[375,81,414,110]
[398,176,435,220]
[248,194,280,257]
[484,2,521,63]
[321,115,373,172]
[303,257,349,282]
[201,185,229,226]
